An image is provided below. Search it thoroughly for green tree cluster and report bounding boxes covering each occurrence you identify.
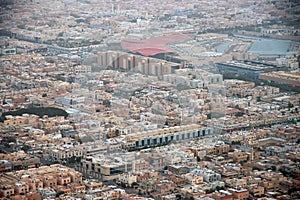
[0,107,68,122]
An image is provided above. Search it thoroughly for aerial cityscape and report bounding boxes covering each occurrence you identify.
[0,0,299,199]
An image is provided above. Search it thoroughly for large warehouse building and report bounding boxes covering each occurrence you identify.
[216,60,285,79]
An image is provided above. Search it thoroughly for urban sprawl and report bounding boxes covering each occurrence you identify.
[0,0,300,199]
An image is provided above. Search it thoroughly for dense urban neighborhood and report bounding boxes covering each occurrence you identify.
[0,0,300,199]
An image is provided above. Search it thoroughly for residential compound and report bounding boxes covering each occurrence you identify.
[97,51,181,77]
[0,0,300,199]
[0,151,40,172]
[164,68,223,88]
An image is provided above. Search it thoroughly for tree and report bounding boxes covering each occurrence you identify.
[132,182,138,188]
[176,83,191,91]
[0,107,69,122]
[206,188,216,194]
[21,144,31,152]
[103,99,111,107]
[271,166,277,171]
[207,113,212,119]
[235,112,244,117]
[288,102,294,109]
[68,156,77,164]
[57,32,64,37]
[76,157,82,162]
[288,187,298,195]
[176,194,182,200]
[216,186,225,190]
[55,191,65,198]
[253,167,260,171]
[4,143,10,148]
[231,141,241,145]
[4,136,16,143]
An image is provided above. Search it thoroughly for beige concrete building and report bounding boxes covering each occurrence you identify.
[0,164,83,199]
[97,51,180,77]
[259,71,300,87]
[123,124,211,149]
[117,173,138,187]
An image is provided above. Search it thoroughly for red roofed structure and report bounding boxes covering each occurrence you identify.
[121,34,192,56]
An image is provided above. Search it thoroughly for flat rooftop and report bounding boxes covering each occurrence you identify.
[217,60,276,71]
[121,34,192,56]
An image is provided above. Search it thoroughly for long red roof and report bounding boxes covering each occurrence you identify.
[121,34,192,56]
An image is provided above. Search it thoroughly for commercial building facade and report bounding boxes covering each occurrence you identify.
[124,124,211,149]
[216,60,282,79]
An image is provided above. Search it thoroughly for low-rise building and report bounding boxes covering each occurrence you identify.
[117,173,138,187]
[190,168,221,182]
[167,165,190,175]
[0,164,84,199]
[228,188,249,200]
[250,186,265,198]
[212,190,233,200]
[228,151,249,163]
[124,124,211,149]
[0,151,40,172]
[259,71,300,87]
[184,173,204,184]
